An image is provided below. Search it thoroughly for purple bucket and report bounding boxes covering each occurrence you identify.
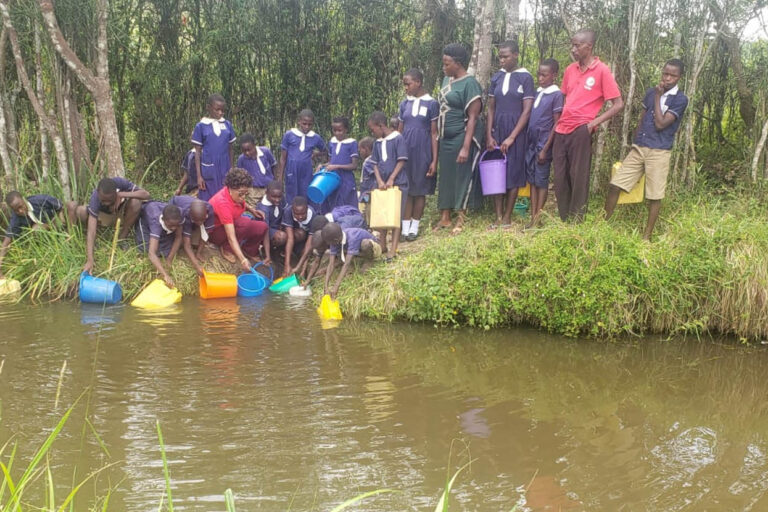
[479,149,507,195]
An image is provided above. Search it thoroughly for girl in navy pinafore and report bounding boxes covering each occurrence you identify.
[278,109,326,206]
[190,94,237,201]
[398,68,439,240]
[323,116,359,212]
[486,41,535,227]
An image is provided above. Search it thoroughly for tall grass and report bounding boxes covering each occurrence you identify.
[338,189,768,340]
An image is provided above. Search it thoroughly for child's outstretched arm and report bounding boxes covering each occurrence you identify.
[182,236,204,277]
[323,253,337,296]
[167,228,183,266]
[293,241,314,277]
[330,254,354,300]
[147,237,174,288]
[175,174,188,196]
[283,228,296,277]
[262,228,272,266]
[304,249,325,285]
[193,144,205,192]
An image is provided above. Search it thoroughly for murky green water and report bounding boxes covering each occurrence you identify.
[1,297,768,511]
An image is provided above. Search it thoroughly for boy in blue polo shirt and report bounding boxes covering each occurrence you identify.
[135,202,183,288]
[605,59,688,240]
[0,191,62,277]
[169,195,214,277]
[526,58,564,228]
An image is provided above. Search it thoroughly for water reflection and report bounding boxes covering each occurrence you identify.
[1,302,768,511]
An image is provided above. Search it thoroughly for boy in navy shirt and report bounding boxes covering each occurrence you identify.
[256,180,287,252]
[526,59,564,228]
[67,177,150,274]
[604,59,688,240]
[135,202,183,288]
[281,195,314,278]
[169,195,215,277]
[303,222,382,299]
[0,192,62,277]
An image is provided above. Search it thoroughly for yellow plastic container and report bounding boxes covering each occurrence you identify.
[369,187,401,229]
[0,278,21,296]
[612,161,645,204]
[199,271,238,299]
[518,183,531,198]
[131,279,182,309]
[317,294,343,320]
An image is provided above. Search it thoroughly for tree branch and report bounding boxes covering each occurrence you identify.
[37,0,97,90]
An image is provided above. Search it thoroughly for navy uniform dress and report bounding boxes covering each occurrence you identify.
[135,201,178,256]
[325,137,359,211]
[190,118,237,200]
[370,132,409,218]
[281,128,325,205]
[398,94,439,196]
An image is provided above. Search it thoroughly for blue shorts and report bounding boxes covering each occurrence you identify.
[525,144,552,189]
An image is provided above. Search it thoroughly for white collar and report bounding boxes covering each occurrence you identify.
[261,196,273,207]
[25,200,43,225]
[256,146,264,157]
[500,67,530,74]
[537,84,560,94]
[662,85,679,97]
[158,215,174,234]
[199,116,225,124]
[340,231,347,262]
[380,131,399,142]
[291,128,316,138]
[406,93,433,101]
[297,208,314,226]
[330,137,355,144]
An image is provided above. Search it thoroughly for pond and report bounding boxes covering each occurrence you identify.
[1,297,767,511]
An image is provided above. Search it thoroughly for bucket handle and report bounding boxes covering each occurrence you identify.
[479,147,507,163]
[250,262,274,284]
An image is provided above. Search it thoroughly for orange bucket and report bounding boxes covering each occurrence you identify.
[199,271,238,299]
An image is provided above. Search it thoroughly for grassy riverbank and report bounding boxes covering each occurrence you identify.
[339,187,768,340]
[2,185,768,340]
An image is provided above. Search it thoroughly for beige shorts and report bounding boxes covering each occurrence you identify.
[246,187,266,209]
[610,145,671,200]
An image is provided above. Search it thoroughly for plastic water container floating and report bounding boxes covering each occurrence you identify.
[369,186,401,229]
[237,262,273,297]
[131,279,182,309]
[479,149,507,195]
[79,272,122,304]
[269,273,299,294]
[307,170,341,204]
[0,278,21,296]
[199,271,238,299]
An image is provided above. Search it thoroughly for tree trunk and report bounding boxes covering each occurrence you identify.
[721,31,755,132]
[752,117,768,181]
[468,0,495,89]
[621,0,644,152]
[505,0,521,41]
[0,27,13,182]
[34,23,49,178]
[0,1,71,198]
[38,0,125,177]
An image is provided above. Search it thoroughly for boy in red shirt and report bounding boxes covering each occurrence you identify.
[553,29,624,221]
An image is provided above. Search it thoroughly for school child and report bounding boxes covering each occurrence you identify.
[168,195,215,277]
[282,196,315,277]
[525,58,564,228]
[304,222,381,300]
[605,59,688,240]
[256,180,287,251]
[174,149,198,196]
[486,40,535,228]
[135,202,183,288]
[67,177,150,274]
[191,93,237,201]
[367,111,408,262]
[236,133,277,207]
[0,192,63,277]
[208,168,271,271]
[322,117,359,210]
[278,109,326,205]
[399,68,439,241]
[357,136,376,203]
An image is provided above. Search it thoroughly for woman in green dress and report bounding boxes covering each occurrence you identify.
[435,43,484,234]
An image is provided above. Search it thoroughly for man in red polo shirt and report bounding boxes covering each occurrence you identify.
[553,29,623,221]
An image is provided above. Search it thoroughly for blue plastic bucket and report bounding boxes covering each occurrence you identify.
[479,149,507,195]
[237,262,273,297]
[79,272,122,304]
[307,171,341,204]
